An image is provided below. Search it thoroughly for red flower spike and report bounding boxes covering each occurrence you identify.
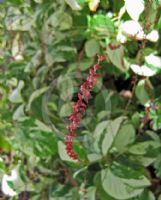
[96,53,106,62]
[94,73,102,78]
[89,69,94,76]
[108,43,120,50]
[93,64,101,70]
[65,54,105,160]
[78,93,82,100]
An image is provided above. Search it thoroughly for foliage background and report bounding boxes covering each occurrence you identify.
[0,0,161,199]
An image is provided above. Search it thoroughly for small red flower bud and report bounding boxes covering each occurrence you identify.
[96,53,106,62]
[93,64,101,70]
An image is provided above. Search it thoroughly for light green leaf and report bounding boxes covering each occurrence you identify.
[93,121,108,152]
[58,76,74,101]
[135,80,150,105]
[60,13,73,30]
[73,140,87,160]
[113,123,135,152]
[29,131,57,157]
[110,161,150,187]
[0,157,5,172]
[58,141,77,163]
[25,50,42,72]
[87,153,102,162]
[79,59,93,71]
[88,0,100,12]
[106,45,127,72]
[128,141,161,155]
[94,173,115,200]
[154,155,161,178]
[26,87,49,111]
[65,0,82,10]
[101,169,144,200]
[85,39,100,57]
[34,120,53,133]
[88,14,115,36]
[59,103,73,117]
[9,81,24,103]
[137,190,155,200]
[85,186,96,200]
[131,112,140,128]
[13,104,25,121]
[145,130,160,142]
[102,117,126,155]
[34,0,42,3]
[0,135,11,152]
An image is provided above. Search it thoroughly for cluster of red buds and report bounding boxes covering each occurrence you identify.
[65,54,106,160]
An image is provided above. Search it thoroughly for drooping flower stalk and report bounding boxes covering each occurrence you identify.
[65,54,105,160]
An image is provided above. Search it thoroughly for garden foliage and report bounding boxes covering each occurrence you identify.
[0,0,161,199]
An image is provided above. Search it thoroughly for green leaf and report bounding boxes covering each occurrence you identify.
[9,81,24,103]
[128,141,161,155]
[0,157,6,172]
[102,117,126,155]
[88,0,100,12]
[93,120,108,152]
[85,39,100,57]
[110,161,150,187]
[59,13,73,31]
[101,168,144,200]
[59,103,73,117]
[7,181,16,192]
[73,140,87,160]
[26,87,49,112]
[145,130,160,142]
[94,90,112,114]
[78,59,93,71]
[58,76,74,101]
[154,155,161,178]
[12,104,25,121]
[88,14,115,36]
[34,120,53,133]
[30,131,57,158]
[58,141,77,163]
[0,135,11,152]
[34,0,42,3]
[65,0,82,10]
[113,123,135,152]
[137,190,155,200]
[106,45,127,72]
[85,186,96,200]
[94,173,116,200]
[135,80,150,105]
[131,112,140,129]
[87,153,102,163]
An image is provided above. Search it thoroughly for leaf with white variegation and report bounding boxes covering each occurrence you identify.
[102,117,126,155]
[125,0,144,21]
[101,169,145,200]
[65,0,82,10]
